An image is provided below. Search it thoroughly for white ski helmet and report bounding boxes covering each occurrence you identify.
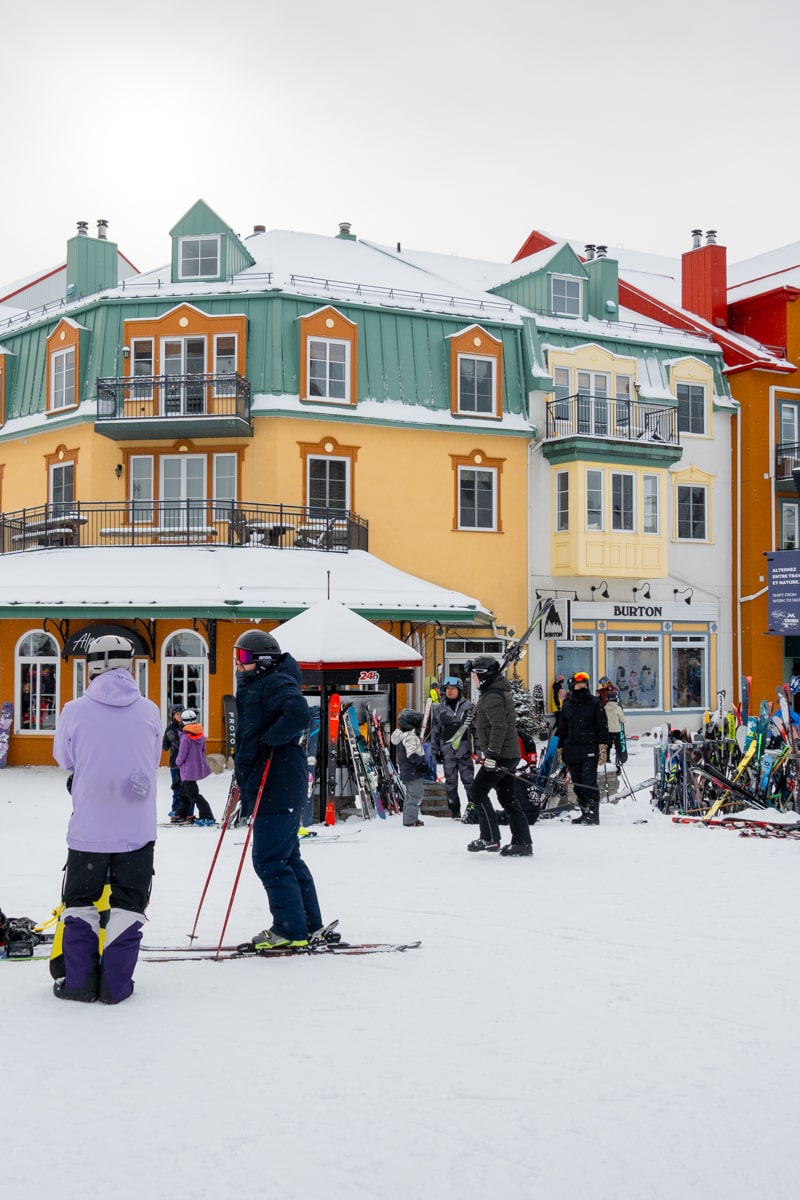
[86,634,135,679]
[180,708,198,723]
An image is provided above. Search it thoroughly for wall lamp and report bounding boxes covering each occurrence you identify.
[535,588,578,601]
[590,580,610,600]
[115,464,123,479]
[673,587,694,606]
[632,581,652,601]
[122,345,130,359]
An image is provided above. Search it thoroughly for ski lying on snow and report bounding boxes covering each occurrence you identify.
[142,940,422,962]
[672,815,800,832]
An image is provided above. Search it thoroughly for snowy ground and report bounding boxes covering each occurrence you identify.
[2,744,799,1200]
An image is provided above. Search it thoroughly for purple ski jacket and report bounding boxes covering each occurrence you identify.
[176,725,212,782]
[53,669,162,853]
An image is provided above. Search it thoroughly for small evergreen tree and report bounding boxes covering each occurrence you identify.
[510,674,537,739]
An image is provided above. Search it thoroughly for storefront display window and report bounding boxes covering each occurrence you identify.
[671,636,707,709]
[606,635,660,709]
[17,631,59,732]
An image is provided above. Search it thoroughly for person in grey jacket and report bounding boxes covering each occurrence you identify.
[51,634,162,1004]
[391,708,427,827]
[466,656,532,857]
[430,677,477,819]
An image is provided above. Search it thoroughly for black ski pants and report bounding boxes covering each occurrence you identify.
[567,752,600,821]
[471,759,532,845]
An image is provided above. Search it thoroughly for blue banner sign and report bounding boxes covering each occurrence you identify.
[767,551,800,634]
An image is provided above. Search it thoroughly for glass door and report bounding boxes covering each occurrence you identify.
[162,337,206,415]
[161,455,207,530]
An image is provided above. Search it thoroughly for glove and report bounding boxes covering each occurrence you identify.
[483,757,497,771]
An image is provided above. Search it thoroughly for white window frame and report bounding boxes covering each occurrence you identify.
[606,634,662,711]
[671,634,708,710]
[586,469,604,531]
[611,471,635,532]
[51,346,76,410]
[643,473,659,534]
[213,333,237,398]
[555,471,569,532]
[178,235,220,280]
[213,453,237,515]
[162,630,208,729]
[49,461,75,513]
[781,500,799,550]
[308,455,351,512]
[458,465,497,531]
[307,337,350,403]
[457,354,497,416]
[135,660,148,697]
[73,658,88,700]
[676,382,707,436]
[131,338,154,401]
[15,631,60,734]
[676,483,708,541]
[130,455,154,523]
[552,275,583,317]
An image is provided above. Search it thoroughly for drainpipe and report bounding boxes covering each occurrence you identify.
[736,399,742,689]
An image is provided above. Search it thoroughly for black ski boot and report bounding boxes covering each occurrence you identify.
[500,843,533,857]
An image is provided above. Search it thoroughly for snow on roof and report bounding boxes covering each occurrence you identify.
[274,600,423,669]
[250,393,534,433]
[0,545,492,623]
[727,241,800,303]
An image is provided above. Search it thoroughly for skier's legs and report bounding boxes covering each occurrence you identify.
[495,765,532,845]
[402,777,424,825]
[442,751,461,815]
[99,841,154,1003]
[251,809,313,941]
[60,849,109,998]
[469,766,502,842]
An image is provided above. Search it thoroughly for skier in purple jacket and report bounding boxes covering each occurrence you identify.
[52,634,162,1004]
[172,710,216,825]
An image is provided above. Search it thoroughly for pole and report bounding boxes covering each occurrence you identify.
[214,752,273,958]
[187,777,239,942]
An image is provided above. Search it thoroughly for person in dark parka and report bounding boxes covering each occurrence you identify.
[557,671,608,824]
[234,630,327,950]
[467,656,533,857]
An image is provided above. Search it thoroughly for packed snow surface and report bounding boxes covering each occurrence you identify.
[2,744,798,1200]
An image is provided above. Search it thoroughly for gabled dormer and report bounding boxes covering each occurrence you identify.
[169,200,255,284]
[489,243,590,319]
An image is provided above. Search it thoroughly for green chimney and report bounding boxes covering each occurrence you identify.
[66,220,118,299]
[584,250,619,320]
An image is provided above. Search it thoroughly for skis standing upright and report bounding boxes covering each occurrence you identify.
[222,694,237,769]
[344,703,386,818]
[368,707,404,813]
[325,694,341,825]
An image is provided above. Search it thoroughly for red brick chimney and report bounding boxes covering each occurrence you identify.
[681,229,727,328]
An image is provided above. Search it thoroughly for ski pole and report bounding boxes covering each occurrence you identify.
[214,751,273,959]
[187,780,239,943]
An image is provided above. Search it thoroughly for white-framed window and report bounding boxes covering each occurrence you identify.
[163,630,208,726]
[213,334,237,397]
[135,660,148,697]
[643,474,659,534]
[586,469,603,530]
[552,276,582,317]
[458,466,497,530]
[16,631,59,733]
[457,355,496,416]
[781,500,799,550]
[611,472,635,532]
[672,635,707,709]
[677,484,707,540]
[130,455,154,522]
[162,454,207,530]
[131,339,154,401]
[577,371,609,436]
[213,453,237,516]
[555,471,569,532]
[73,658,88,700]
[676,383,706,435]
[50,461,75,515]
[51,347,75,410]
[179,236,220,280]
[308,337,349,402]
[606,634,661,710]
[553,366,571,422]
[308,455,350,512]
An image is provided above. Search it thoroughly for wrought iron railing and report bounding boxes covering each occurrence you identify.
[776,443,800,480]
[96,373,251,423]
[545,394,679,444]
[0,500,368,555]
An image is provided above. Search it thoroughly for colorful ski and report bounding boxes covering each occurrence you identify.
[326,694,341,823]
[344,704,385,818]
[0,701,13,769]
[740,675,751,726]
[141,940,422,962]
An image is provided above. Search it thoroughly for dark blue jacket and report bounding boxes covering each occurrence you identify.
[234,654,310,817]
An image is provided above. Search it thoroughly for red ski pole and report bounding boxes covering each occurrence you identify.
[214,752,272,958]
[187,780,239,943]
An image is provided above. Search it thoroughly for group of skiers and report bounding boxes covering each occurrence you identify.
[162,705,216,825]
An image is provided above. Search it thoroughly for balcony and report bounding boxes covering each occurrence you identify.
[0,501,368,555]
[543,394,681,466]
[776,443,800,482]
[95,373,252,440]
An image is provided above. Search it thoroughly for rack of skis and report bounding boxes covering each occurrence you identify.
[322,701,406,820]
[652,681,800,833]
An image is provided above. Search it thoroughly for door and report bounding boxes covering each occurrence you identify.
[162,337,206,415]
[161,455,207,530]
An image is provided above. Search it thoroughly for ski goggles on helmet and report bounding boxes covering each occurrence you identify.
[442,676,463,689]
[234,647,259,665]
[573,672,590,683]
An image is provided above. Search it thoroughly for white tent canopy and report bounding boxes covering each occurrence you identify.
[274,600,423,670]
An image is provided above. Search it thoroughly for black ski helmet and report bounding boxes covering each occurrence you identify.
[398,708,424,732]
[234,629,282,669]
[470,655,501,683]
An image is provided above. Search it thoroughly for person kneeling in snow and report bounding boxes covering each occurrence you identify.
[52,634,162,1003]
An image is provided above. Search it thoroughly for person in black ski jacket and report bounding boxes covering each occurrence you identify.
[557,671,608,824]
[390,708,427,827]
[162,704,185,817]
[466,656,532,857]
[234,630,331,951]
[430,676,477,819]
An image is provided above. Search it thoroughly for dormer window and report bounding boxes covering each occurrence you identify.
[552,276,583,317]
[448,326,503,419]
[179,236,220,280]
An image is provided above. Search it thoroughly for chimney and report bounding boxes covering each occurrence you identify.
[584,244,595,261]
[596,244,607,259]
[77,221,89,237]
[97,219,109,240]
[682,227,727,328]
[396,241,402,253]
[337,221,356,240]
[253,224,266,233]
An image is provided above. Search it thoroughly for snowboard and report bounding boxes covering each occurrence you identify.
[0,702,12,768]
[304,705,321,826]
[222,694,237,766]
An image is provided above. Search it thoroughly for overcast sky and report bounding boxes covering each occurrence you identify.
[1,0,797,285]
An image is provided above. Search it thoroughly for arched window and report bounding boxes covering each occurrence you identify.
[16,631,59,733]
[162,630,208,725]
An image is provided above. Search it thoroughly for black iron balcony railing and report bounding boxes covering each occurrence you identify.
[96,373,251,423]
[0,501,368,555]
[545,394,679,445]
[776,443,800,480]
